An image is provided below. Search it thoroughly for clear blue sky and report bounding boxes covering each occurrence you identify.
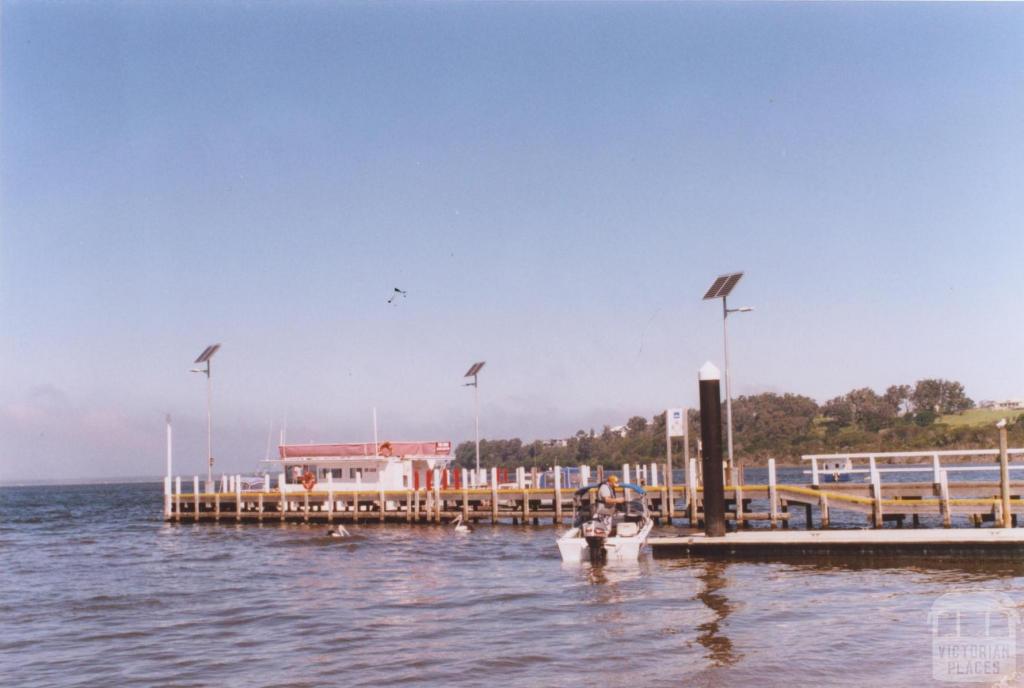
[1,2,1021,479]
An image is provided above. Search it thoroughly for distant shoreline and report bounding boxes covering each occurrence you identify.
[0,476,164,488]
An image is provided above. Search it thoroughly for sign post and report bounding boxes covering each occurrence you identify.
[666,407,686,519]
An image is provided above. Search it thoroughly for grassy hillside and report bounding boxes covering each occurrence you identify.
[939,408,1024,427]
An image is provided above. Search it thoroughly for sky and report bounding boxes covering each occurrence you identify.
[1,2,1022,480]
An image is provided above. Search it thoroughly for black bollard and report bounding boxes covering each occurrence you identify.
[699,362,726,537]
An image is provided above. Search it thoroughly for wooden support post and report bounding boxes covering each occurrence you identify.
[490,467,499,523]
[235,474,242,521]
[735,479,744,527]
[215,493,221,521]
[939,469,951,528]
[804,503,813,530]
[596,465,604,482]
[554,467,563,525]
[522,485,530,524]
[818,492,829,529]
[768,458,779,529]
[688,458,698,526]
[433,469,442,524]
[530,466,538,490]
[327,473,334,522]
[462,477,470,521]
[379,483,386,523]
[698,364,726,537]
[354,474,361,524]
[279,473,286,522]
[192,476,199,521]
[870,467,883,529]
[406,490,413,523]
[664,462,674,522]
[303,492,309,523]
[999,423,1012,528]
[258,493,264,521]
[413,489,420,523]
[164,476,173,520]
[173,477,182,522]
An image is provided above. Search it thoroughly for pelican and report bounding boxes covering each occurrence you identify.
[327,525,351,538]
[451,515,471,534]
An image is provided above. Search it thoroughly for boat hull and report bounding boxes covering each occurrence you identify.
[557,521,653,563]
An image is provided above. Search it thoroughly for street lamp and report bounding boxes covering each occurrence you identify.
[191,343,221,487]
[702,273,753,470]
[463,361,486,477]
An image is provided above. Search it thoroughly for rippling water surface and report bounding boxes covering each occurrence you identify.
[2,483,1023,687]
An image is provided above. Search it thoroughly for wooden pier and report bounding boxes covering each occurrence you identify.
[163,452,1024,530]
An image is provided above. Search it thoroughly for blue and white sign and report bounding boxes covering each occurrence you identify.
[668,408,686,438]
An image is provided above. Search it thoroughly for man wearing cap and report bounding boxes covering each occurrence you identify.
[596,474,625,519]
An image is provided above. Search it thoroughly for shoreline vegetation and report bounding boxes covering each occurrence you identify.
[456,379,1024,469]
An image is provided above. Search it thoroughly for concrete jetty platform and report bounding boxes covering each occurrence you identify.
[649,528,1024,558]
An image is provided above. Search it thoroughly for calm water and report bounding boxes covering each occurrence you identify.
[2,482,1023,687]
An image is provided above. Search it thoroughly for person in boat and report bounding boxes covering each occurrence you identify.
[596,475,625,523]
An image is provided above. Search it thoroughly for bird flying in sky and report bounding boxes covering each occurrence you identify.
[387,287,407,304]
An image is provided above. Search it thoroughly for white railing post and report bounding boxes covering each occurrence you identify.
[580,465,590,485]
[279,472,286,515]
[622,463,630,485]
[768,458,779,527]
[650,462,658,487]
[811,457,819,487]
[932,454,941,485]
[327,472,334,515]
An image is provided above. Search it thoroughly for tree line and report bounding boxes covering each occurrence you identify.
[454,379,1023,468]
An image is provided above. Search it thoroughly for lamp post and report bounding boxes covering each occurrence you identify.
[191,343,221,487]
[463,361,486,479]
[702,273,752,471]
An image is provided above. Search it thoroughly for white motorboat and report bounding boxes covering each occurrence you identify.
[557,482,654,563]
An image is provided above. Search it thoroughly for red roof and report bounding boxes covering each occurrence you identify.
[278,441,452,459]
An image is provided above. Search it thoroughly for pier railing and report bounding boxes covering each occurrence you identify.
[163,448,1024,531]
[803,449,1024,486]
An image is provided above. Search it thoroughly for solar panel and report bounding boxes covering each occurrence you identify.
[194,343,222,364]
[702,272,744,300]
[464,361,485,377]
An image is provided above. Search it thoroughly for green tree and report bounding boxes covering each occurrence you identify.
[626,415,648,435]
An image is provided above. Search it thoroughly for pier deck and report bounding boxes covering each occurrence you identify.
[164,479,1024,528]
[649,528,1024,557]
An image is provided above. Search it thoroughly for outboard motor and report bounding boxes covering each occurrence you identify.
[581,518,611,564]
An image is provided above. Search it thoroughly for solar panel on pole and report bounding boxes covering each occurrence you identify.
[195,343,221,364]
[702,272,743,300]
[464,361,485,377]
